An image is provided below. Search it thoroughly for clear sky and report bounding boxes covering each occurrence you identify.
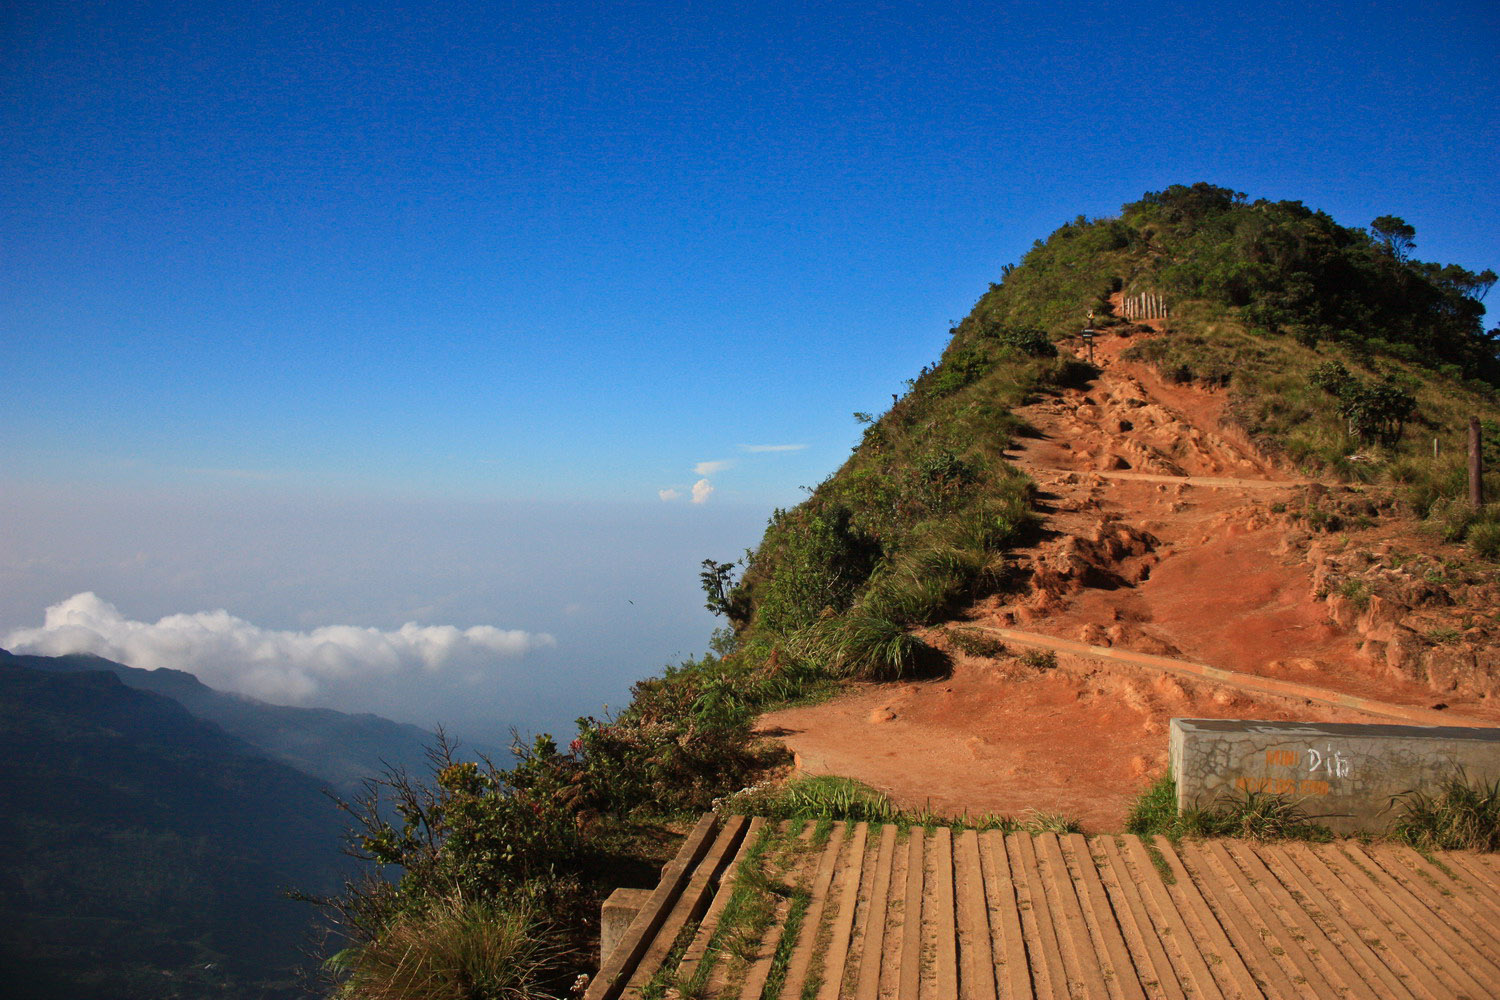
[3,1,1497,740]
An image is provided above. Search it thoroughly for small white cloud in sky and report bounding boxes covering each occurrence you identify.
[658,488,681,501]
[691,478,715,504]
[739,443,808,453]
[2,592,554,707]
[694,459,734,475]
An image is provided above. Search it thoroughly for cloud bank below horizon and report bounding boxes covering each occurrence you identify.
[3,592,555,707]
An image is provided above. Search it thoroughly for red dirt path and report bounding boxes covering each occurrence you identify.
[758,323,1499,831]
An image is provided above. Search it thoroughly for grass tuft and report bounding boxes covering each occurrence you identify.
[1387,770,1500,852]
[1126,776,1333,842]
[332,894,554,1000]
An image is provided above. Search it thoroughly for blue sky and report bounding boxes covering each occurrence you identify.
[3,0,1497,737]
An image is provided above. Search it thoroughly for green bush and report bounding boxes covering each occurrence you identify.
[1019,648,1058,670]
[1309,360,1356,396]
[742,504,880,638]
[1471,521,1500,559]
[991,324,1058,358]
[928,347,994,395]
[576,658,789,814]
[336,735,585,917]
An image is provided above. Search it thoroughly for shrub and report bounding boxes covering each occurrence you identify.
[576,666,786,815]
[1337,379,1417,445]
[1387,771,1500,852]
[928,348,994,395]
[334,734,585,917]
[1309,360,1357,396]
[743,504,880,638]
[1471,521,1500,559]
[945,628,1008,658]
[996,325,1058,358]
[1019,648,1058,670]
[792,603,940,681]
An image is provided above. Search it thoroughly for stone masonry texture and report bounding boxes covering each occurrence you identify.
[1170,717,1500,834]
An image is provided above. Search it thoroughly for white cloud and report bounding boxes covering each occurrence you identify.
[657,488,681,501]
[691,478,715,504]
[739,444,808,453]
[694,459,734,475]
[3,592,555,707]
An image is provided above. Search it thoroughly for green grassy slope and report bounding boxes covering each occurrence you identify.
[725,182,1499,680]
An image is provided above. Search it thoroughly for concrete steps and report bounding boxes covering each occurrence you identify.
[588,816,1500,999]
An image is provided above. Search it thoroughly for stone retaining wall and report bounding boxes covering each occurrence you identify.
[1170,717,1500,834]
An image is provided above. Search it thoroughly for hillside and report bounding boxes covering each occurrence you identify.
[571,184,1499,827]
[0,657,357,999]
[727,184,1500,824]
[724,184,1497,679]
[5,648,465,797]
[302,185,1500,994]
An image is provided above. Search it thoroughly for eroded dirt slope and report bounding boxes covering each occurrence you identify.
[760,324,1500,830]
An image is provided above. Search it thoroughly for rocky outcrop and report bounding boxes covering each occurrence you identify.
[1297,531,1499,699]
[1024,516,1158,614]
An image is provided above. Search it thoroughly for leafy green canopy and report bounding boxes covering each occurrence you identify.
[1124,185,1495,377]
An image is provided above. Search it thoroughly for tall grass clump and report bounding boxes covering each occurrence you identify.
[720,776,903,824]
[1126,776,1332,842]
[331,894,553,1000]
[1125,775,1179,836]
[720,776,1085,835]
[1388,771,1500,852]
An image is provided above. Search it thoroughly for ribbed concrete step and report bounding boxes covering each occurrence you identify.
[591,816,1500,1000]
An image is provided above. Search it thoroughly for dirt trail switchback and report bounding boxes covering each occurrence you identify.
[760,324,1500,829]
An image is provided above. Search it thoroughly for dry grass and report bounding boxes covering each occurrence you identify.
[333,894,554,1000]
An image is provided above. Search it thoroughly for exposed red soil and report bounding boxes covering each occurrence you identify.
[759,322,1500,831]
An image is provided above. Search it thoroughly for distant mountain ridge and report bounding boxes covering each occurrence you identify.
[0,656,351,998]
[0,647,511,998]
[0,647,500,795]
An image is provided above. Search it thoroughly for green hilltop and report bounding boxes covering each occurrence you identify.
[725,182,1499,683]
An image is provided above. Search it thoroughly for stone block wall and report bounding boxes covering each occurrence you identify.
[1170,717,1500,834]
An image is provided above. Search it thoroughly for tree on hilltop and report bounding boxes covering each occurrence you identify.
[1371,215,1417,262]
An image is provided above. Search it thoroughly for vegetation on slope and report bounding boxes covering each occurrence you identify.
[314,183,1499,996]
[718,183,1499,682]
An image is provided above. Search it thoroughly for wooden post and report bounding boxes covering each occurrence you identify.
[1471,416,1485,508]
